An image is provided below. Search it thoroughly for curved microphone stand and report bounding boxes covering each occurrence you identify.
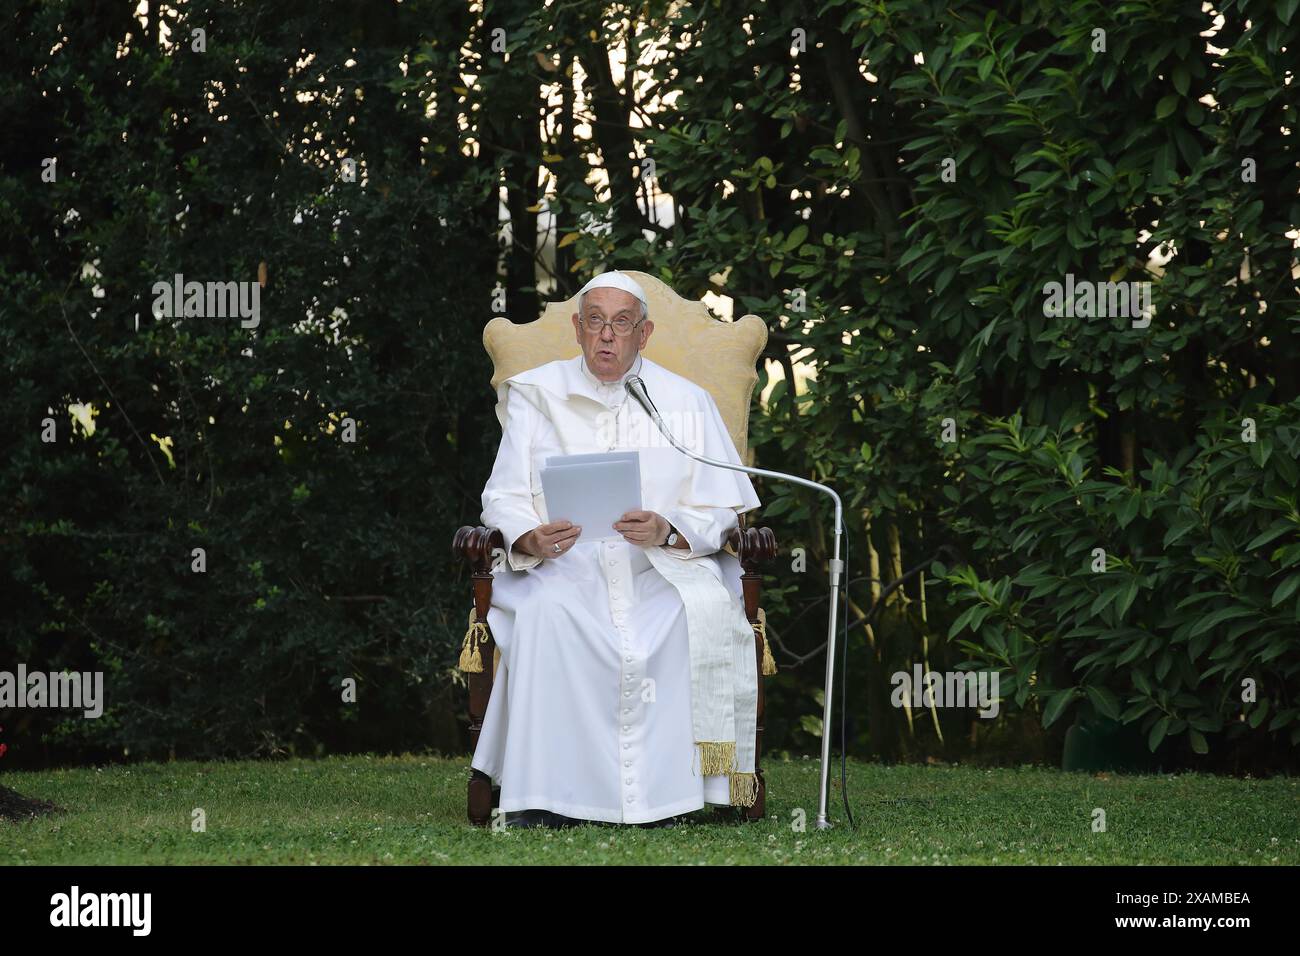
[626,375,843,830]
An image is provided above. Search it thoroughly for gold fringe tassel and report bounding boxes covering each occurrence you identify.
[458,608,490,673]
[697,740,737,776]
[729,771,759,807]
[698,741,758,807]
[754,607,777,676]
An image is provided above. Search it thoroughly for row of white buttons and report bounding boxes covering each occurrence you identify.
[600,421,643,810]
[607,538,642,809]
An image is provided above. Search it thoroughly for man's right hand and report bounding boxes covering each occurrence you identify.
[515,520,582,559]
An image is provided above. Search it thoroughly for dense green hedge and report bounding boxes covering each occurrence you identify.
[943,400,1300,765]
[743,0,1300,768]
[2,0,500,765]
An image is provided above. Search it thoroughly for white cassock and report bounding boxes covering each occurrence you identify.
[470,352,761,824]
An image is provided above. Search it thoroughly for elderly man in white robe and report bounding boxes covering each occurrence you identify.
[468,271,763,828]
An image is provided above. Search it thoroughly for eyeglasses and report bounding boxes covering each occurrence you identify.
[580,314,645,337]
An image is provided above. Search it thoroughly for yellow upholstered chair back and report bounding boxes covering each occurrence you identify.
[482,271,767,460]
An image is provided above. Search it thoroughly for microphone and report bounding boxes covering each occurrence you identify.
[624,375,666,431]
[625,374,844,831]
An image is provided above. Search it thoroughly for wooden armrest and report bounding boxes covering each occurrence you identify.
[728,526,777,573]
[453,525,505,573]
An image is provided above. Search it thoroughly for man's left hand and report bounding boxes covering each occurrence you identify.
[614,510,678,548]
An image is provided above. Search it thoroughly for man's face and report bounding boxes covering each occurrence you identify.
[571,287,654,382]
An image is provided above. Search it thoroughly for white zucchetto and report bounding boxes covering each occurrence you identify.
[575,270,649,311]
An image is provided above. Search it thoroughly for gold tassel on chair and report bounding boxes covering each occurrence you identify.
[458,607,490,673]
[754,607,777,676]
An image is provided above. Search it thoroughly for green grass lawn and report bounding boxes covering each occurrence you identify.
[1,754,1296,865]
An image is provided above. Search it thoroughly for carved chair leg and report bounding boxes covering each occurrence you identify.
[741,565,767,822]
[468,769,494,827]
[467,636,496,826]
[466,636,497,826]
[458,527,502,828]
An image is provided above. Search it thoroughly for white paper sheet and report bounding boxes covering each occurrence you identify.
[540,452,642,544]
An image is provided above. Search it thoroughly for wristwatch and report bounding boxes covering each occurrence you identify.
[663,523,680,548]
